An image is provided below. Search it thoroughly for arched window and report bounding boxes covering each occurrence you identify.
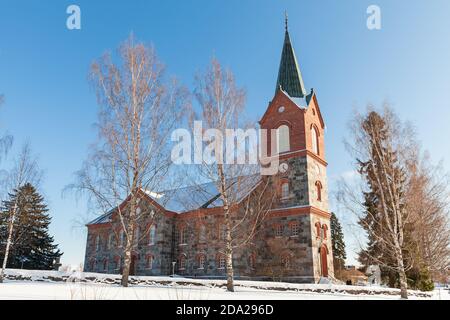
[217,254,226,269]
[219,225,227,241]
[281,182,289,199]
[277,125,290,154]
[146,255,154,269]
[177,226,187,245]
[281,254,291,269]
[114,256,121,271]
[198,225,207,243]
[119,230,125,248]
[311,126,319,155]
[134,228,140,247]
[107,233,114,249]
[290,221,299,236]
[275,224,284,237]
[315,222,321,239]
[178,255,187,270]
[197,254,206,270]
[315,181,323,202]
[95,235,100,252]
[148,225,156,245]
[322,224,328,240]
[249,254,256,270]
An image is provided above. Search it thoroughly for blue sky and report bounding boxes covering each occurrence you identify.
[1,0,449,266]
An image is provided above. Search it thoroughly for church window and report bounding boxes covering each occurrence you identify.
[146,255,154,269]
[290,221,299,236]
[197,254,206,269]
[199,225,207,243]
[217,254,226,269]
[179,255,187,270]
[107,233,114,249]
[281,182,289,199]
[311,126,319,155]
[249,253,256,269]
[322,224,328,240]
[119,230,125,248]
[315,181,323,202]
[277,125,290,153]
[148,225,156,245]
[95,235,100,252]
[275,224,284,237]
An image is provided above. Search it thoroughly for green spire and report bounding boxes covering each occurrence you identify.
[275,14,307,98]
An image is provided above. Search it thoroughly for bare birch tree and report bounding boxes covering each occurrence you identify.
[0,143,42,283]
[68,35,188,287]
[186,59,278,292]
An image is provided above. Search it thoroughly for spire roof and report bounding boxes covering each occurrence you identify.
[275,15,307,98]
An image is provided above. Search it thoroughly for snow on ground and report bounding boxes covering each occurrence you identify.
[0,269,448,300]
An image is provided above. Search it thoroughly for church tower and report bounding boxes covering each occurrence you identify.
[259,15,334,282]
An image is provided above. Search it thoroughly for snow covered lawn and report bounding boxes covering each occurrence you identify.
[0,269,447,300]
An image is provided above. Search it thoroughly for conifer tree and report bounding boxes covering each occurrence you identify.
[330,212,346,276]
[0,183,61,270]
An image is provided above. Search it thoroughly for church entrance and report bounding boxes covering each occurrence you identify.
[320,244,329,277]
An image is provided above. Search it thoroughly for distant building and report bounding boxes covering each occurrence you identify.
[342,266,368,286]
[83,17,334,283]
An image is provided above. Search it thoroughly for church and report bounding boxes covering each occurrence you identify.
[84,18,334,283]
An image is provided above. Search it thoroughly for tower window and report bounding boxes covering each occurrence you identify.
[281,182,289,199]
[311,126,319,155]
[277,125,290,154]
[315,181,323,202]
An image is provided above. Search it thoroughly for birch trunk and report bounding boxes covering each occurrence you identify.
[0,203,18,283]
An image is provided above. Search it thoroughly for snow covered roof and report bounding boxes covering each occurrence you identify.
[86,175,261,225]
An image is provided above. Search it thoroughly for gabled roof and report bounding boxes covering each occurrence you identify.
[86,175,261,226]
[275,24,306,98]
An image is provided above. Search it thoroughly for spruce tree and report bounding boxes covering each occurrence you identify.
[0,183,61,270]
[330,212,346,276]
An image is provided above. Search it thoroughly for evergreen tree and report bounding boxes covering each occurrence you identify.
[330,212,346,276]
[0,183,61,270]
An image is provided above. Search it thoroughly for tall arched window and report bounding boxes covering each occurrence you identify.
[197,254,206,270]
[148,225,156,245]
[199,225,207,243]
[107,233,114,249]
[281,182,290,199]
[311,126,319,155]
[315,181,323,202]
[277,125,290,154]
[95,235,100,252]
[178,254,187,270]
[217,254,226,269]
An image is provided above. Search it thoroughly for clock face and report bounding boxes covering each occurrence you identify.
[278,106,285,113]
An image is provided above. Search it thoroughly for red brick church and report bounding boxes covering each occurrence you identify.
[84,18,334,283]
